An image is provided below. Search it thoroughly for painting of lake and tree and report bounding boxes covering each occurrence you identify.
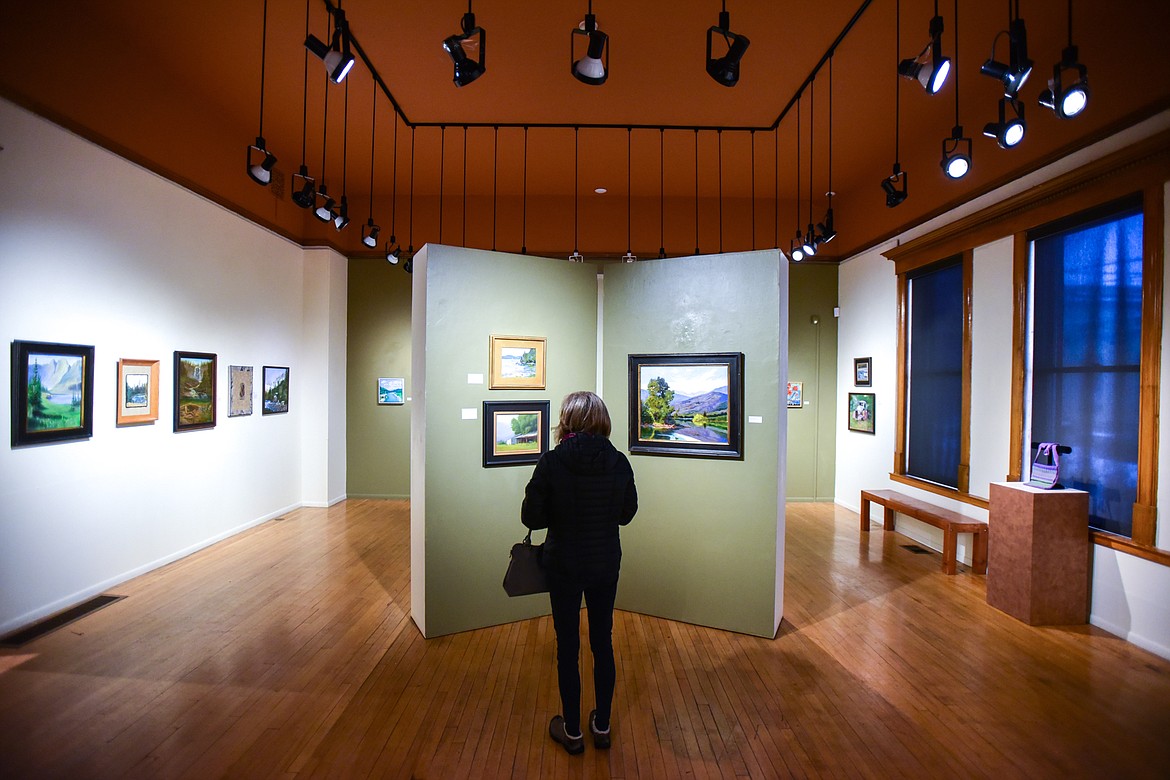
[174,352,216,430]
[627,352,744,459]
[26,352,85,432]
[638,364,730,445]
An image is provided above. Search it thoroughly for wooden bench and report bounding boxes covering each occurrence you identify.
[860,489,988,576]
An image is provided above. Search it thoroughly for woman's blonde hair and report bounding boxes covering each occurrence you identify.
[556,391,611,442]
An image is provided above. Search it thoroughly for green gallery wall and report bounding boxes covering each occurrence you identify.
[347,259,837,503]
[408,245,787,639]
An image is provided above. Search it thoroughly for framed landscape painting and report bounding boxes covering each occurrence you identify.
[628,352,744,459]
[228,365,253,417]
[483,400,550,467]
[174,351,216,431]
[489,335,546,390]
[848,392,876,434]
[854,357,872,387]
[262,366,289,415]
[378,377,405,405]
[117,358,160,425]
[11,340,95,446]
[787,381,803,408]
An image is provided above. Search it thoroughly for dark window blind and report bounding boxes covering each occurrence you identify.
[906,259,963,488]
[1031,206,1143,536]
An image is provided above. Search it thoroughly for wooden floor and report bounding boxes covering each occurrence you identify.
[2,500,1169,779]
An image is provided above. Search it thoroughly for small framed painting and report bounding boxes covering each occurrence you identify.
[117,358,160,425]
[628,352,744,459]
[228,365,253,417]
[848,392,876,434]
[483,400,550,467]
[11,340,95,446]
[854,357,872,387]
[786,381,803,409]
[174,351,216,432]
[489,335,546,390]
[378,377,405,405]
[262,366,289,415]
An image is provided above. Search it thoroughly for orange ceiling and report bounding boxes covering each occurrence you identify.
[2,0,1168,261]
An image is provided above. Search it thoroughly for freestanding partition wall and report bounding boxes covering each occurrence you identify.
[412,245,787,638]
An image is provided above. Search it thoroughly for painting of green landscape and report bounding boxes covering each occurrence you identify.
[263,366,289,415]
[25,352,85,432]
[638,363,731,445]
[494,411,541,455]
[176,354,215,428]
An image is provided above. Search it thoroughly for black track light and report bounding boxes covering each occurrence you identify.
[882,163,908,207]
[385,236,400,264]
[802,225,817,257]
[291,165,316,209]
[1039,44,1089,119]
[941,125,972,179]
[983,97,1026,149]
[362,218,381,248]
[571,5,609,86]
[403,248,414,274]
[816,208,837,245]
[898,15,951,94]
[247,137,277,186]
[443,4,486,87]
[314,183,336,222]
[790,232,805,262]
[706,5,750,87]
[333,195,350,231]
[980,17,1032,98]
[305,7,354,84]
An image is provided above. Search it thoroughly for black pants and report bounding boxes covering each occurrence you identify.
[548,575,619,736]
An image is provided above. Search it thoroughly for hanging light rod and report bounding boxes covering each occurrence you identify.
[320,0,874,135]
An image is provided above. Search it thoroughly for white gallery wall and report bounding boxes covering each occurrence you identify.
[0,99,347,634]
[836,110,1170,660]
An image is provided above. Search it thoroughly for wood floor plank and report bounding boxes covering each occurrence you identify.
[2,498,1170,778]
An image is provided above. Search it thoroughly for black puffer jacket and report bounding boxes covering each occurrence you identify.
[521,433,638,587]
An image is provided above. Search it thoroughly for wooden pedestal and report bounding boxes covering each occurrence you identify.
[987,482,1090,626]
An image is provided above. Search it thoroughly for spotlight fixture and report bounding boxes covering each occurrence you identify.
[568,251,584,263]
[403,251,414,274]
[941,125,972,179]
[305,6,354,84]
[571,2,609,86]
[291,165,316,209]
[898,9,950,94]
[362,219,381,248]
[980,16,1032,98]
[314,183,336,222]
[1039,43,1089,119]
[983,97,1026,148]
[247,137,277,185]
[790,231,805,262]
[802,225,817,258]
[706,2,750,87]
[247,0,276,186]
[881,163,908,207]
[621,252,636,263]
[333,195,350,231]
[816,207,837,245]
[443,1,486,87]
[384,237,400,264]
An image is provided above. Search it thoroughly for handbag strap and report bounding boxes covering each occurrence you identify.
[1035,442,1060,468]
[522,529,534,546]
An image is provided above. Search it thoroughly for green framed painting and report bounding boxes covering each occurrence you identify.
[174,351,216,431]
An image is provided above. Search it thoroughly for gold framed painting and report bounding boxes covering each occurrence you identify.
[116,358,160,425]
[489,335,546,390]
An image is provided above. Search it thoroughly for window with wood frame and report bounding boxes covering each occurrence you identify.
[1026,199,1144,537]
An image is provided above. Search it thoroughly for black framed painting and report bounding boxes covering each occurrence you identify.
[483,400,550,467]
[854,356,872,387]
[11,340,95,447]
[174,351,217,431]
[848,392,876,434]
[627,352,744,459]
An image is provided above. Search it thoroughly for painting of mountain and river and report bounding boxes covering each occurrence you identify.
[12,340,95,446]
[628,352,745,459]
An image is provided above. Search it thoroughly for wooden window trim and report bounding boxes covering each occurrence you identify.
[886,128,1169,560]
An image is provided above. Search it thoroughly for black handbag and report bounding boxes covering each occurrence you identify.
[503,530,548,597]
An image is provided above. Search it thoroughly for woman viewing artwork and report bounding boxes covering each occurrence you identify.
[521,391,638,755]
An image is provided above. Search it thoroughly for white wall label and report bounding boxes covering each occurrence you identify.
[467,373,484,384]
[748,415,763,424]
[461,408,478,420]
